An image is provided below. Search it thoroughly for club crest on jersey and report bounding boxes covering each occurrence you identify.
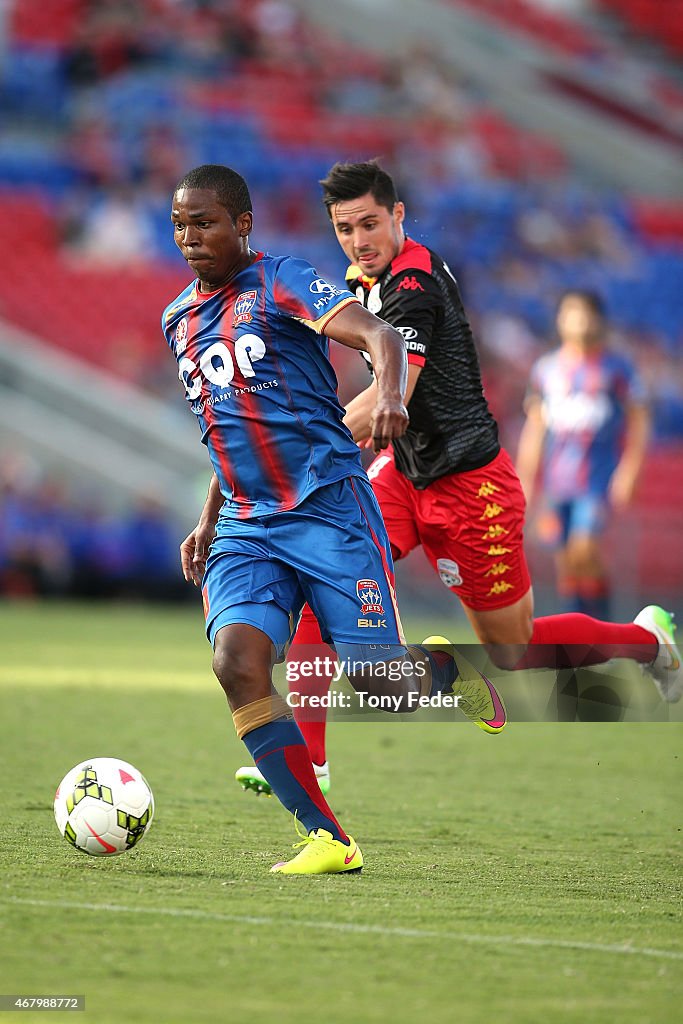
[175,317,188,354]
[356,579,384,615]
[437,558,463,588]
[233,290,257,327]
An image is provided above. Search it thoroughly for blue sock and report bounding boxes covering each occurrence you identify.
[242,719,347,843]
[413,646,458,696]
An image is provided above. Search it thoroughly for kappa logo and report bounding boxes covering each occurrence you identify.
[480,502,504,521]
[482,524,509,540]
[397,276,425,292]
[437,558,463,588]
[176,317,188,354]
[488,544,512,556]
[233,290,257,327]
[356,579,384,615]
[488,581,514,596]
[485,562,512,578]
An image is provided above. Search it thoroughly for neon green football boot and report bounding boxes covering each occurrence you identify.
[423,635,507,733]
[271,822,362,875]
[634,605,683,702]
[235,760,331,797]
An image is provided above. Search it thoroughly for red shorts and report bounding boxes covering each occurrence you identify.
[367,447,531,611]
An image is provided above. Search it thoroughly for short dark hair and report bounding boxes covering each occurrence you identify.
[174,164,252,222]
[320,160,399,216]
[557,289,605,318]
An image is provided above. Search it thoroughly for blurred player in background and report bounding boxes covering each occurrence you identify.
[235,161,682,798]
[516,290,650,619]
[166,163,507,874]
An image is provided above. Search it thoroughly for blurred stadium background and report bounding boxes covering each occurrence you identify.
[1,0,682,621]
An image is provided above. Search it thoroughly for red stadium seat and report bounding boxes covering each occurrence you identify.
[632,201,683,243]
[10,0,85,45]
[449,0,601,58]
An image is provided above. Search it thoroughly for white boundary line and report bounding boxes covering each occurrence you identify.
[4,897,682,961]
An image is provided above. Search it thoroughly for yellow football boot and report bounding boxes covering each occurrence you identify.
[423,635,507,733]
[271,826,363,875]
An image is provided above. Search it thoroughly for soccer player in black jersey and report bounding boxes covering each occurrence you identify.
[236,160,682,798]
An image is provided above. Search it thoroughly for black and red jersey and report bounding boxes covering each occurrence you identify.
[347,237,499,489]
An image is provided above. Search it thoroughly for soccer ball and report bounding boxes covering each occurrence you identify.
[54,757,154,856]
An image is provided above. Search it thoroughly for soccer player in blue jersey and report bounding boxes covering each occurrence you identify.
[517,290,650,619]
[163,164,504,875]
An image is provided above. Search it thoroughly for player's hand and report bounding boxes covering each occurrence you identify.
[369,398,408,452]
[180,520,216,586]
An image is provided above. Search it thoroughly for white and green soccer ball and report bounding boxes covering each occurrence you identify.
[54,757,154,856]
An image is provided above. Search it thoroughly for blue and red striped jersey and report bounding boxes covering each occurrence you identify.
[528,346,646,499]
[162,252,364,518]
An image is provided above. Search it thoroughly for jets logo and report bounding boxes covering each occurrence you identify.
[356,579,384,615]
[233,290,257,327]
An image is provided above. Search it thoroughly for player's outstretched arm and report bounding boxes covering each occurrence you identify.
[326,302,408,451]
[180,472,223,586]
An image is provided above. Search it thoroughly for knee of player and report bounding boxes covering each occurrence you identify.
[485,631,533,670]
[482,639,529,671]
[212,636,266,697]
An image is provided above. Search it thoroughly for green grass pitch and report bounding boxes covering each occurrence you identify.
[0,601,681,1023]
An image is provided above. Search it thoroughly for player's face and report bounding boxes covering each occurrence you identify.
[330,194,405,277]
[171,188,252,290]
[556,296,603,347]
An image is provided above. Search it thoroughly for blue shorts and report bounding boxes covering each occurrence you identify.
[202,475,406,664]
[552,495,608,545]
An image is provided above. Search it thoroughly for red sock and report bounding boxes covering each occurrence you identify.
[514,614,657,670]
[288,605,334,766]
[243,721,347,843]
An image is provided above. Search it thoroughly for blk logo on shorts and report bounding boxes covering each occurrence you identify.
[233,290,257,327]
[356,579,384,615]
